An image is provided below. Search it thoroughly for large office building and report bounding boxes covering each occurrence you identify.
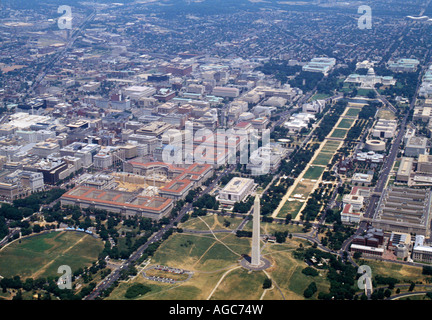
[136,121,174,138]
[413,106,432,123]
[212,87,240,98]
[345,68,396,89]
[93,147,125,170]
[32,141,60,158]
[350,227,384,257]
[404,136,428,157]
[0,170,44,200]
[352,173,373,186]
[372,119,398,139]
[396,157,414,183]
[0,181,21,201]
[418,154,432,174]
[412,235,432,263]
[123,86,157,100]
[124,162,213,184]
[419,65,432,98]
[388,58,420,72]
[60,186,174,220]
[302,99,326,114]
[164,64,193,77]
[403,127,417,145]
[25,158,69,185]
[341,203,361,224]
[396,155,432,187]
[158,179,194,200]
[217,177,255,205]
[302,57,336,75]
[123,161,213,200]
[341,187,370,224]
[372,186,432,236]
[59,142,101,168]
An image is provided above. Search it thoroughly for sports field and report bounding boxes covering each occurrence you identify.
[0,231,104,279]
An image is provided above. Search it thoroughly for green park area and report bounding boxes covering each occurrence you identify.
[0,231,104,279]
[243,219,304,235]
[345,108,361,117]
[107,232,250,300]
[356,88,375,97]
[179,215,242,231]
[106,213,432,301]
[312,151,334,166]
[337,118,354,129]
[365,260,428,283]
[303,166,326,180]
[309,93,330,102]
[321,140,342,152]
[312,139,342,166]
[278,200,305,219]
[330,128,348,139]
[377,108,396,120]
[107,222,329,301]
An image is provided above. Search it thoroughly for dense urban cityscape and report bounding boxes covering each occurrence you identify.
[0,0,432,306]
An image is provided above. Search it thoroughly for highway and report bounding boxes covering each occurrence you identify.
[0,229,19,248]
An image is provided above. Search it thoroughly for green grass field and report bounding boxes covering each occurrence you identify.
[261,245,330,299]
[345,108,361,117]
[278,200,305,219]
[150,233,249,273]
[309,93,330,102]
[107,229,318,300]
[0,231,104,279]
[312,151,334,166]
[303,166,326,180]
[378,109,396,120]
[320,141,341,153]
[179,215,242,231]
[337,119,354,129]
[107,225,432,300]
[362,260,428,284]
[210,267,267,300]
[356,89,375,97]
[243,219,304,234]
[108,232,252,300]
[330,129,348,139]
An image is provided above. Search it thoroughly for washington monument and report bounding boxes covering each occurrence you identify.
[251,195,261,266]
[240,195,270,271]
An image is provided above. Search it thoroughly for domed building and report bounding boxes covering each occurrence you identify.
[345,67,396,89]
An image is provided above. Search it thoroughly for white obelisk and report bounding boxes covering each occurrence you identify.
[251,196,261,266]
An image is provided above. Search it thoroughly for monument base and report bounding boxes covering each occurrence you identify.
[240,255,271,271]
